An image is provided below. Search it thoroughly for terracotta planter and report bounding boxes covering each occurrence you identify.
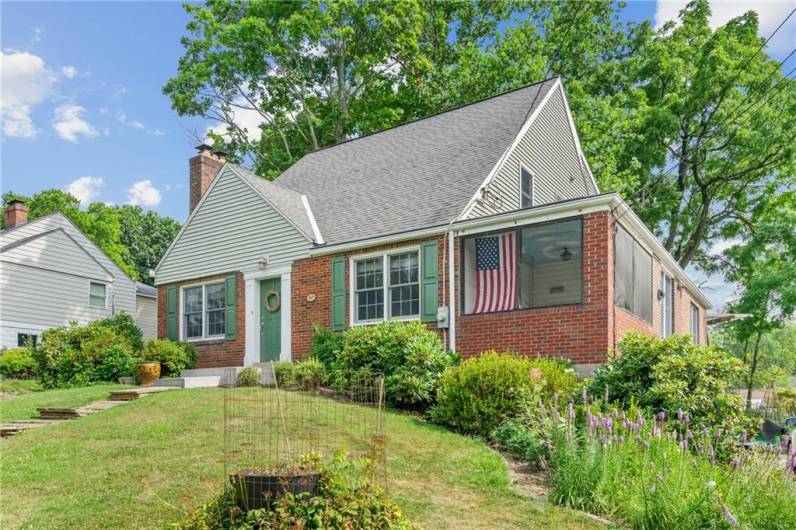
[136,362,161,386]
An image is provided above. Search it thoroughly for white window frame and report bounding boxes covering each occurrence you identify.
[89,281,108,309]
[180,281,226,341]
[349,246,421,325]
[690,303,700,344]
[661,272,674,338]
[519,164,534,209]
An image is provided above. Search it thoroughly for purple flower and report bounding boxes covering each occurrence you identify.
[718,498,741,529]
[567,402,575,421]
[676,409,684,422]
[636,411,645,426]
[684,415,691,426]
[657,411,666,422]
[731,457,740,471]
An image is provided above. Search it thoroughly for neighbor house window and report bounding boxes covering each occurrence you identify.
[183,282,226,340]
[462,217,583,313]
[520,166,534,208]
[690,303,700,344]
[353,250,419,323]
[17,333,37,347]
[89,282,107,308]
[614,226,652,322]
[661,273,674,338]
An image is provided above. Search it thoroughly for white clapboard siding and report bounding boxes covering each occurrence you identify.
[155,168,313,285]
[0,213,137,348]
[135,294,157,339]
[468,85,595,218]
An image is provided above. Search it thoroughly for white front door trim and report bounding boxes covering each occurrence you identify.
[244,263,292,366]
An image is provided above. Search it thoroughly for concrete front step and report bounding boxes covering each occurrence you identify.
[155,376,222,389]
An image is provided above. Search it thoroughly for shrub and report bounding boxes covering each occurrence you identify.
[335,321,457,411]
[175,453,415,529]
[273,359,328,390]
[590,333,748,434]
[0,347,37,379]
[527,356,583,403]
[311,325,344,368]
[236,367,260,387]
[93,345,137,382]
[492,419,546,470]
[142,339,198,376]
[31,314,144,388]
[431,352,538,435]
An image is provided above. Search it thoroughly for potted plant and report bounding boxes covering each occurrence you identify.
[136,361,160,386]
[230,453,322,510]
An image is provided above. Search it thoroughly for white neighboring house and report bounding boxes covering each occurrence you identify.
[135,282,157,340]
[0,201,146,349]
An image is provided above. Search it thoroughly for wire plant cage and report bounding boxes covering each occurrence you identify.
[221,366,387,510]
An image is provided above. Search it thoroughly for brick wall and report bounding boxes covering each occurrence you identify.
[157,271,245,368]
[456,211,612,365]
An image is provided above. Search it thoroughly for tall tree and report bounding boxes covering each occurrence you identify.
[717,192,796,409]
[117,205,181,285]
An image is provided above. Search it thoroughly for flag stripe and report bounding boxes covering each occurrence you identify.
[473,232,516,314]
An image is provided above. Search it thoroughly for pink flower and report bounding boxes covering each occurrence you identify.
[528,368,543,379]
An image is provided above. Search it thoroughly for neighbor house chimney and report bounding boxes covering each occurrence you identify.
[189,144,226,214]
[4,200,29,229]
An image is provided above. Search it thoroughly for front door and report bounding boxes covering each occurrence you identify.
[260,278,281,362]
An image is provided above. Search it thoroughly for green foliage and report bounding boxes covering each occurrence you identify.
[712,325,796,387]
[431,352,536,436]
[590,333,748,433]
[335,321,456,411]
[544,405,796,529]
[0,347,37,379]
[311,325,344,368]
[273,359,327,391]
[527,356,583,404]
[491,419,546,471]
[31,314,143,388]
[174,453,415,529]
[142,339,198,377]
[116,205,181,285]
[236,367,260,387]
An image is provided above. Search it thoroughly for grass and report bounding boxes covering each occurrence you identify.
[0,378,42,396]
[1,387,604,529]
[0,382,130,424]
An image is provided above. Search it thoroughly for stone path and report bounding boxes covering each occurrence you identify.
[0,386,177,438]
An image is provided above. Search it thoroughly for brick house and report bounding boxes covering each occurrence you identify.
[154,78,710,375]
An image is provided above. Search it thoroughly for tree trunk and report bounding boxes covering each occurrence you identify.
[745,331,763,412]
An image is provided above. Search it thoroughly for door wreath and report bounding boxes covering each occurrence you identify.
[264,289,281,313]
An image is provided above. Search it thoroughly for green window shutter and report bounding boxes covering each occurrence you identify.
[331,256,347,331]
[166,285,178,340]
[421,241,439,323]
[225,275,237,340]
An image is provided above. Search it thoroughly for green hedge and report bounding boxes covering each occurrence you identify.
[142,339,198,377]
[0,347,37,379]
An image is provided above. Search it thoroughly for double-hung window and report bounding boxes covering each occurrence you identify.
[183,282,226,340]
[89,282,107,308]
[520,166,534,208]
[353,251,419,323]
[661,273,674,338]
[690,303,700,344]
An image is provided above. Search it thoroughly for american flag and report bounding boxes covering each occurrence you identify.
[473,232,516,313]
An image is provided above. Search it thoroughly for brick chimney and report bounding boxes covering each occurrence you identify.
[4,200,29,229]
[189,144,226,214]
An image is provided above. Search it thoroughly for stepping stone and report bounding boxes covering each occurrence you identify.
[108,386,177,401]
[37,408,90,420]
[0,419,61,437]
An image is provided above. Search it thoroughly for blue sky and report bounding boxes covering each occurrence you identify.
[2,1,794,309]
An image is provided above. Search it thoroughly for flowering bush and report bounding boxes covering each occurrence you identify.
[543,401,796,529]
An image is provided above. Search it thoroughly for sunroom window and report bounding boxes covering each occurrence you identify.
[614,226,652,323]
[183,282,226,340]
[462,217,583,314]
[353,251,419,323]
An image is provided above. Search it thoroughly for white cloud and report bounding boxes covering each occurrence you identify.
[61,65,78,79]
[655,1,796,53]
[0,51,57,138]
[53,104,99,143]
[116,111,145,129]
[126,180,162,207]
[206,98,267,142]
[32,27,43,43]
[65,176,105,206]
[708,237,742,256]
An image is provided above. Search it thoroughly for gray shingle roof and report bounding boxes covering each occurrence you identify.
[274,78,557,245]
[230,165,316,240]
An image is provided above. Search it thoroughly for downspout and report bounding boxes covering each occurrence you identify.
[441,216,458,352]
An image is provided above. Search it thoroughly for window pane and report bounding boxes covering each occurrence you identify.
[389,252,418,285]
[691,304,699,344]
[614,227,633,312]
[390,284,419,317]
[184,312,203,338]
[519,219,582,309]
[184,287,203,313]
[357,289,383,321]
[356,258,383,290]
[207,308,225,336]
[634,247,652,322]
[521,167,533,208]
[89,282,106,308]
[206,283,226,310]
[90,282,106,297]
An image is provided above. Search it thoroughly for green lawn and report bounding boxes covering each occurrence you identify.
[1,387,605,529]
[0,382,129,423]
